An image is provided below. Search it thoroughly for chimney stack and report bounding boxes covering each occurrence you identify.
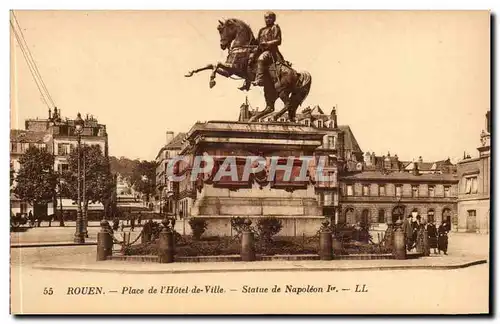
[239,99,250,121]
[418,156,423,163]
[331,106,338,128]
[166,131,174,145]
[413,162,420,176]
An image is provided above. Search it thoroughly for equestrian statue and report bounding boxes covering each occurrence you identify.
[184,12,312,122]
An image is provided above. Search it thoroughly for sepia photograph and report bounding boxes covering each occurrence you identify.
[8,8,491,315]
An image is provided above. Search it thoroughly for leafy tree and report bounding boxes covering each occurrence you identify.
[109,156,140,181]
[14,147,57,216]
[131,160,157,202]
[62,145,114,219]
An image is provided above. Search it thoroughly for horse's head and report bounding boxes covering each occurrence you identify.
[217,18,255,50]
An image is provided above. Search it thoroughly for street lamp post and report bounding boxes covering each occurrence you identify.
[73,113,85,243]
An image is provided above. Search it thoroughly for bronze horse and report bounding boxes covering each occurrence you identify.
[184,18,311,122]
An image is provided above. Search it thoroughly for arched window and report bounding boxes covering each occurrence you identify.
[378,209,385,223]
[344,208,355,224]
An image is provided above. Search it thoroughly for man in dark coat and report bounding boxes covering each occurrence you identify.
[426,220,438,254]
[403,215,414,251]
[412,215,422,244]
[438,220,449,255]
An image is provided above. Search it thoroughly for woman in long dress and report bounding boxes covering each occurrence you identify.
[438,221,449,255]
[426,220,438,254]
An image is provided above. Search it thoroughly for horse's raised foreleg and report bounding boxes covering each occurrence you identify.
[184,64,214,77]
[209,62,233,88]
[185,62,233,87]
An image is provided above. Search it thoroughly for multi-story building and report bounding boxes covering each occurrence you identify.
[456,111,491,233]
[10,130,49,216]
[155,131,185,215]
[10,107,109,218]
[339,162,459,231]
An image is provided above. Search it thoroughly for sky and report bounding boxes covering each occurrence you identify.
[10,10,490,162]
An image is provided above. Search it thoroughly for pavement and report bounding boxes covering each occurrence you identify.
[10,231,490,315]
[31,255,487,274]
[10,231,489,274]
[10,222,142,247]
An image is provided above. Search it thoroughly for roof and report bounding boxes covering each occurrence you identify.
[338,125,362,153]
[342,170,459,182]
[165,132,186,150]
[10,129,47,143]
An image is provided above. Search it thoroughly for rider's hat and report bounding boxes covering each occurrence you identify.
[265,11,276,19]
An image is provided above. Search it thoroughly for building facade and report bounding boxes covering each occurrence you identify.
[10,107,109,218]
[155,131,185,216]
[456,111,491,233]
[339,168,459,231]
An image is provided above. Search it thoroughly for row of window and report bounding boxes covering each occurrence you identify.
[11,142,46,153]
[268,117,335,129]
[344,184,451,198]
[344,207,450,224]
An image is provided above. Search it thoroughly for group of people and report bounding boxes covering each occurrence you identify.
[402,214,450,255]
[112,212,143,232]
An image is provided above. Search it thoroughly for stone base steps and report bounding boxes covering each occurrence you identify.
[108,252,423,263]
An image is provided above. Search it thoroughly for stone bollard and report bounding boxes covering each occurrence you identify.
[96,220,113,261]
[332,235,343,256]
[240,219,256,262]
[318,220,333,260]
[392,220,407,260]
[158,219,174,263]
[141,223,151,244]
[423,226,430,256]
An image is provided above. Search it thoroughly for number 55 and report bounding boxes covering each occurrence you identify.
[43,287,53,295]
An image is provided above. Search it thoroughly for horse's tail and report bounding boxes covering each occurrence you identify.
[295,71,312,107]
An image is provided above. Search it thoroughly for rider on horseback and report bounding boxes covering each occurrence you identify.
[239,11,287,91]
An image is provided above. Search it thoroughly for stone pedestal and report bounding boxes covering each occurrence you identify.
[177,121,328,237]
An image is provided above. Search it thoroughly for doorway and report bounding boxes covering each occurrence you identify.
[361,209,370,226]
[443,208,452,231]
[466,210,477,233]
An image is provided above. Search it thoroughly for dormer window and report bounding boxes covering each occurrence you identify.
[317,120,323,128]
[304,119,310,127]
